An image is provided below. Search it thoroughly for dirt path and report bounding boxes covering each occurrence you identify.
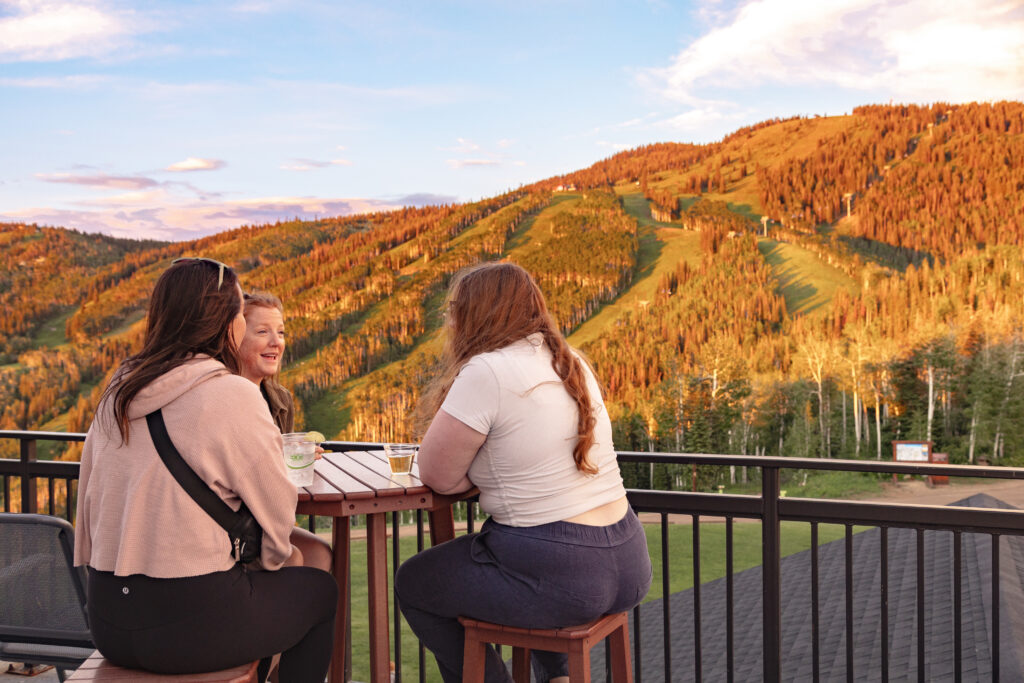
[856,477,1024,507]
[634,478,1024,527]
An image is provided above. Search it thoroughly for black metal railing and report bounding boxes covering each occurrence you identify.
[0,430,83,520]
[4,430,1024,682]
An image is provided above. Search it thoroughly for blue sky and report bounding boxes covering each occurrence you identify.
[3,0,1023,242]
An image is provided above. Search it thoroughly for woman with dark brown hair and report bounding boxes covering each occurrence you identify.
[395,261,651,683]
[74,258,336,682]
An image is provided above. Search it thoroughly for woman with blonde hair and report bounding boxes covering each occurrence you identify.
[237,289,331,572]
[238,291,294,432]
[395,261,650,683]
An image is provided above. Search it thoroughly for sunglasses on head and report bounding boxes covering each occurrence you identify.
[171,257,229,290]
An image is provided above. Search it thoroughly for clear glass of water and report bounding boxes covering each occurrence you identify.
[282,433,317,486]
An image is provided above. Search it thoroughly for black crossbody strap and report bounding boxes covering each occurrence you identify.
[145,409,240,533]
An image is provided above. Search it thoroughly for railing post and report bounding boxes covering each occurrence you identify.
[20,438,38,514]
[762,466,781,681]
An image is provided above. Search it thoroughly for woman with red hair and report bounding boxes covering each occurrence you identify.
[396,261,650,683]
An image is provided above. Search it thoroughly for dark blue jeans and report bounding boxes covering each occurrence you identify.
[395,508,651,683]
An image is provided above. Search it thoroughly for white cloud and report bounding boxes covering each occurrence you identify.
[660,104,745,131]
[166,157,226,172]
[443,138,482,153]
[442,137,522,168]
[615,116,656,129]
[583,112,665,138]
[446,159,501,169]
[0,0,138,62]
[261,78,462,107]
[280,158,353,171]
[651,0,1024,106]
[596,141,634,151]
[0,74,108,88]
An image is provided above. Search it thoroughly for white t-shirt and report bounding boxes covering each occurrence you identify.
[441,333,626,527]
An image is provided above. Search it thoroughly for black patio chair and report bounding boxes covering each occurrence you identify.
[0,513,94,682]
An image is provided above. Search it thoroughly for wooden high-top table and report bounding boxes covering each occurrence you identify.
[296,449,472,683]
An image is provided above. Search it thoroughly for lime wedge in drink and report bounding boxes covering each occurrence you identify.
[304,431,326,443]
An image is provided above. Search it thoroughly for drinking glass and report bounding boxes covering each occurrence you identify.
[383,443,417,475]
[282,433,317,486]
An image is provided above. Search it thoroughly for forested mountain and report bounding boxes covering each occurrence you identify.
[0,224,166,356]
[2,101,1023,493]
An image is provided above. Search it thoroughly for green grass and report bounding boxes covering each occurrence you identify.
[644,520,857,602]
[304,388,351,440]
[718,469,888,500]
[31,308,73,348]
[618,192,680,229]
[724,201,761,224]
[787,470,889,499]
[757,238,857,315]
[569,194,703,347]
[505,193,577,251]
[503,195,582,257]
[344,518,860,682]
[101,309,146,339]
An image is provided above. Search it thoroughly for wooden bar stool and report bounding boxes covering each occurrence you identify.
[459,611,632,683]
[67,650,259,682]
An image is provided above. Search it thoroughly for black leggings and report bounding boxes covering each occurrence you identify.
[87,565,336,683]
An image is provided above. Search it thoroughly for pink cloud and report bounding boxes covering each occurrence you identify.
[2,193,459,242]
[37,172,159,190]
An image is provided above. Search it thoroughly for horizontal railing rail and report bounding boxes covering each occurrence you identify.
[4,430,1024,681]
[1,429,85,520]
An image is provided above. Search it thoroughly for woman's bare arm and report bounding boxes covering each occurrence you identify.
[416,409,486,494]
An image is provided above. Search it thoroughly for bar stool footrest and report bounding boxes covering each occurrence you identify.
[458,611,632,683]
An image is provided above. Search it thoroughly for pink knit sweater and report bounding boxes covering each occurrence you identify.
[74,356,297,577]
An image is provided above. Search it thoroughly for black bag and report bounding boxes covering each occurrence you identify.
[146,409,263,563]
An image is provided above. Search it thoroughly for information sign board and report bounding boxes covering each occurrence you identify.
[893,441,931,462]
[892,441,932,483]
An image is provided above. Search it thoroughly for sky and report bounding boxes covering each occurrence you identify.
[2,0,1023,242]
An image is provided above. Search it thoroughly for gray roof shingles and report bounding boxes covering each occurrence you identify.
[583,493,1024,682]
